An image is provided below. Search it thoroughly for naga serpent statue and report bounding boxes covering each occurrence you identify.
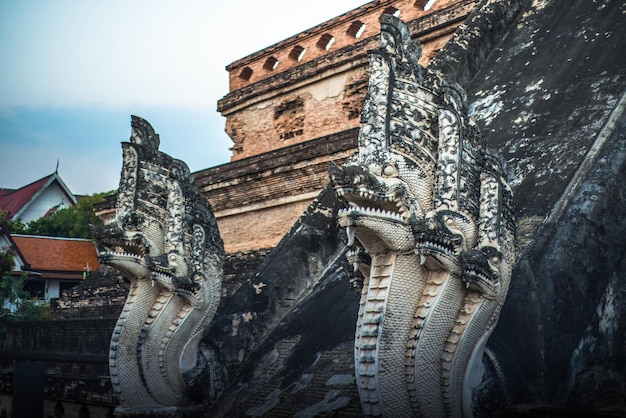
[329,15,516,418]
[94,116,224,415]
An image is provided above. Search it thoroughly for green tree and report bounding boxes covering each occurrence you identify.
[0,250,50,341]
[0,210,26,234]
[24,192,110,238]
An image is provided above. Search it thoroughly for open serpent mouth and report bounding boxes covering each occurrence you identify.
[96,237,152,282]
[100,241,202,299]
[98,233,203,299]
[99,235,146,263]
[337,189,410,246]
[463,264,500,295]
[176,278,204,303]
[335,189,418,253]
[413,217,463,271]
[460,249,502,296]
[330,161,411,221]
[104,243,202,299]
[337,190,409,221]
[331,161,418,252]
[414,231,458,257]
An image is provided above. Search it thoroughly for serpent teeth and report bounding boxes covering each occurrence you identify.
[347,226,356,246]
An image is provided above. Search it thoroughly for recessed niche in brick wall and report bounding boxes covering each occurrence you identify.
[275,97,305,141]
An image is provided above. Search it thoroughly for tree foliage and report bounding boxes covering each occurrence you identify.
[0,210,25,234]
[0,250,50,341]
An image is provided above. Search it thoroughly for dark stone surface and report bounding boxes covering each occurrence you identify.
[12,362,44,418]
[206,0,626,415]
[463,0,625,219]
[201,186,363,416]
[434,0,626,411]
[221,249,271,306]
[202,185,357,378]
[495,108,626,407]
[429,0,529,88]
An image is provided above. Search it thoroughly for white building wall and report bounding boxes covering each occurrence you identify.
[17,184,72,224]
[0,234,26,270]
[45,280,61,300]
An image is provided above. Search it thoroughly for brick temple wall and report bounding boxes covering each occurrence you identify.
[218,0,478,161]
[194,128,357,252]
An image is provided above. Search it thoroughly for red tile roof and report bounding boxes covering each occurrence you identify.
[0,175,53,218]
[11,235,100,273]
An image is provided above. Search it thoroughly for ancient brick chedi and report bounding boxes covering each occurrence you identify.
[95,14,517,417]
[199,0,480,252]
[219,0,477,159]
[196,0,626,415]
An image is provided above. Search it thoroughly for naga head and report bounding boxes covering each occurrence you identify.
[459,246,503,297]
[330,14,439,256]
[94,116,224,308]
[96,117,224,412]
[330,156,424,255]
[93,116,165,280]
[412,211,468,275]
[335,15,518,418]
[92,213,154,280]
[460,148,517,298]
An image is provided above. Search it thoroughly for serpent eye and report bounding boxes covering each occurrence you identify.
[382,164,398,177]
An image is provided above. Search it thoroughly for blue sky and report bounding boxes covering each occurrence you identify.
[0,0,367,195]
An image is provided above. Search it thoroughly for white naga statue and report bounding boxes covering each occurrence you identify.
[329,15,516,418]
[94,115,224,416]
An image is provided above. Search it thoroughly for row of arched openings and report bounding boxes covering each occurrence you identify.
[238,5,407,82]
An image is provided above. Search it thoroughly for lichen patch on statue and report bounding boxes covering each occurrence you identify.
[329,15,516,418]
[93,116,224,414]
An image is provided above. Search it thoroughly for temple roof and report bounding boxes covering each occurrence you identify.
[0,172,77,220]
[11,234,100,273]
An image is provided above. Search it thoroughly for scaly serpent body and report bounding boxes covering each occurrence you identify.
[95,116,224,414]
